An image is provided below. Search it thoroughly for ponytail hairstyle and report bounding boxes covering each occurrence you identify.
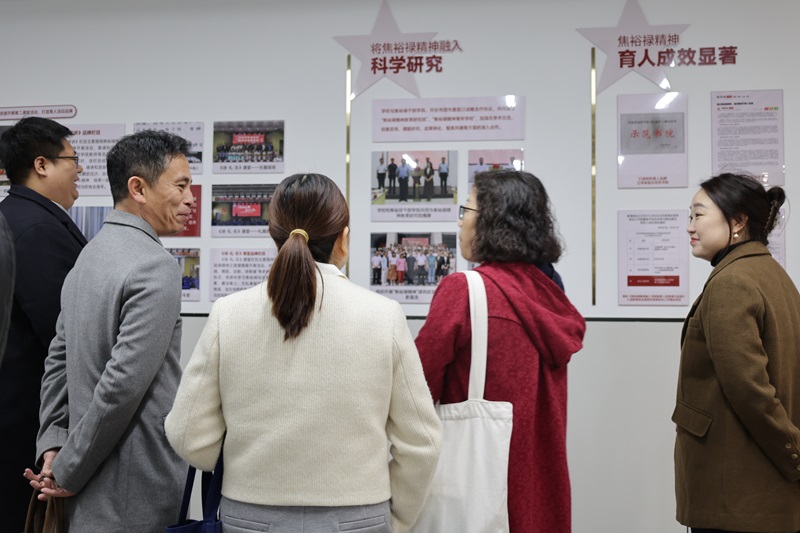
[267,174,349,340]
[700,173,786,245]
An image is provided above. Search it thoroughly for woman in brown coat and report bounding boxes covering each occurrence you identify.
[674,173,800,533]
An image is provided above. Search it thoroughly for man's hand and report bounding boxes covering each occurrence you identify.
[22,449,77,500]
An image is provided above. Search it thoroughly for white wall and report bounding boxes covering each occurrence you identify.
[568,320,685,533]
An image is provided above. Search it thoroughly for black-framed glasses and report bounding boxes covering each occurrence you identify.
[46,155,80,168]
[458,205,479,220]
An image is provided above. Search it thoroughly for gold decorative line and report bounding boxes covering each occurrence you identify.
[345,55,352,278]
[591,47,597,306]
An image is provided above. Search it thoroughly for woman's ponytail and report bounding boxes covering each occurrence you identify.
[267,174,349,340]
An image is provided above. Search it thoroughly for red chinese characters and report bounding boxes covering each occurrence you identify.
[618,46,737,68]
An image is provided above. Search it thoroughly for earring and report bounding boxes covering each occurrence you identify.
[733,232,739,239]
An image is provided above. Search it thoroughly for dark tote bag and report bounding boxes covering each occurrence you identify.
[24,489,64,533]
[165,453,224,533]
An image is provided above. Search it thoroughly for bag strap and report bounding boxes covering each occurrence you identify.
[175,465,197,524]
[464,270,488,400]
[44,497,64,533]
[24,489,65,533]
[203,451,224,522]
[174,449,224,524]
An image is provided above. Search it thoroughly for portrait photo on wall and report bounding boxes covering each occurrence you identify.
[371,150,458,222]
[467,148,524,186]
[213,120,284,174]
[369,231,457,304]
[168,248,200,302]
[211,183,275,237]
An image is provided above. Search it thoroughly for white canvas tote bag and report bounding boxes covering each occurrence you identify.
[411,270,513,533]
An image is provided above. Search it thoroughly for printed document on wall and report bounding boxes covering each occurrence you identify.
[618,210,689,306]
[711,89,784,185]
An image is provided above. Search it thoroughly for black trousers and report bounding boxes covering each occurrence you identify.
[398,178,409,201]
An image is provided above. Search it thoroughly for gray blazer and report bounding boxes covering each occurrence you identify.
[37,210,185,533]
[0,211,14,361]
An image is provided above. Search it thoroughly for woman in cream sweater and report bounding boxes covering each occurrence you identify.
[166,173,441,533]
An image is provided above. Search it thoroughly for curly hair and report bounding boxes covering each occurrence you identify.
[470,170,562,264]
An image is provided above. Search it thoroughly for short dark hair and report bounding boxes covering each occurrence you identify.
[106,130,191,205]
[700,173,786,245]
[0,117,73,184]
[471,170,562,264]
[267,173,350,340]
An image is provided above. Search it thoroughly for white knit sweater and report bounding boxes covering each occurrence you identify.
[165,262,441,532]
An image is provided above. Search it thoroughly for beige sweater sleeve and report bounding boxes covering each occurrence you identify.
[165,301,225,471]
[385,302,443,532]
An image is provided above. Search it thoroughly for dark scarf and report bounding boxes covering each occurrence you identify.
[710,240,750,267]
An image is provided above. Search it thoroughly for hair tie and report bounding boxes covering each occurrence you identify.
[289,228,309,243]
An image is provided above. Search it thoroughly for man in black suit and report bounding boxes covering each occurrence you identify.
[0,117,87,531]
[0,211,14,361]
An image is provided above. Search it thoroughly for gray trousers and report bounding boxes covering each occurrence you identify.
[220,497,393,533]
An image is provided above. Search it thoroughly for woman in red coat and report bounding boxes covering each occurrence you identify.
[415,170,586,532]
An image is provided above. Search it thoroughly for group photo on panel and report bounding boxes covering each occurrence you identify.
[370,243,454,287]
[371,152,456,205]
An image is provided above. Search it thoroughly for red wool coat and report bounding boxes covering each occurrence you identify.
[415,262,586,533]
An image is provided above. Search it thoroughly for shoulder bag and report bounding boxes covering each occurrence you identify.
[411,270,513,533]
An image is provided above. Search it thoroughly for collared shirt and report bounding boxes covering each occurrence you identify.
[50,199,70,215]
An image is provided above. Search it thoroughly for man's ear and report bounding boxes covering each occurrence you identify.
[32,156,50,177]
[128,176,147,205]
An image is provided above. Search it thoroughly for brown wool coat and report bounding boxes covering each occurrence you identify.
[674,241,800,532]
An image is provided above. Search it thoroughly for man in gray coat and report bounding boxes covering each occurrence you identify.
[27,130,195,532]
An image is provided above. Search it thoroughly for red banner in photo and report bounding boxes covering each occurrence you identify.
[402,237,430,246]
[627,275,679,287]
[232,133,265,145]
[232,203,262,217]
